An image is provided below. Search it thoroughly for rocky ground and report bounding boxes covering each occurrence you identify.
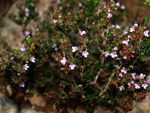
[0,0,150,113]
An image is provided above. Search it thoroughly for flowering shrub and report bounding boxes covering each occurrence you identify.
[1,0,150,112]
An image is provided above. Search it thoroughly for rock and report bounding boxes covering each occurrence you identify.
[0,93,18,113]
[28,92,46,107]
[20,108,44,113]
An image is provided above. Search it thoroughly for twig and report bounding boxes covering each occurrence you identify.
[98,66,120,97]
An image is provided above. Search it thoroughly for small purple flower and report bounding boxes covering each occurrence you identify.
[113,47,118,51]
[53,19,58,23]
[10,57,14,60]
[52,43,58,51]
[72,46,78,52]
[25,8,29,17]
[123,31,127,35]
[104,51,110,57]
[30,57,35,63]
[130,27,135,32]
[25,31,30,36]
[23,64,29,70]
[119,73,123,77]
[25,89,29,93]
[116,25,121,29]
[134,84,140,89]
[19,82,25,88]
[107,13,112,18]
[58,14,62,18]
[142,83,148,89]
[59,6,63,10]
[52,43,57,48]
[123,56,127,60]
[69,63,76,70]
[114,65,118,68]
[121,5,125,9]
[25,12,29,17]
[25,8,29,12]
[61,57,67,65]
[140,73,146,79]
[144,30,149,37]
[20,44,26,52]
[128,83,131,87]
[78,3,82,7]
[131,73,136,79]
[82,51,89,57]
[30,3,34,6]
[119,85,125,91]
[131,81,134,84]
[57,0,60,3]
[112,25,115,28]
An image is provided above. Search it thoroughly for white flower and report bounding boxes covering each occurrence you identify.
[134,84,140,89]
[110,52,117,58]
[79,31,86,36]
[61,57,67,65]
[142,83,148,89]
[116,2,120,7]
[121,67,127,74]
[119,85,125,91]
[130,27,135,32]
[20,44,26,52]
[72,46,78,52]
[122,39,129,46]
[140,73,146,79]
[128,35,132,39]
[144,30,149,37]
[69,63,76,70]
[30,57,35,63]
[19,82,25,88]
[82,51,89,57]
[134,23,138,27]
[23,64,29,70]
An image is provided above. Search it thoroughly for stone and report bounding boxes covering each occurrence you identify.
[20,108,44,113]
[0,93,18,113]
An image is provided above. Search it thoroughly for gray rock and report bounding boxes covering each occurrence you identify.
[20,108,44,113]
[0,93,18,113]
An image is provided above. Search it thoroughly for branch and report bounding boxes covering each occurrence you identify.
[98,66,120,97]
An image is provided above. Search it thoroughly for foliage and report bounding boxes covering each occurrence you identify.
[0,0,150,112]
